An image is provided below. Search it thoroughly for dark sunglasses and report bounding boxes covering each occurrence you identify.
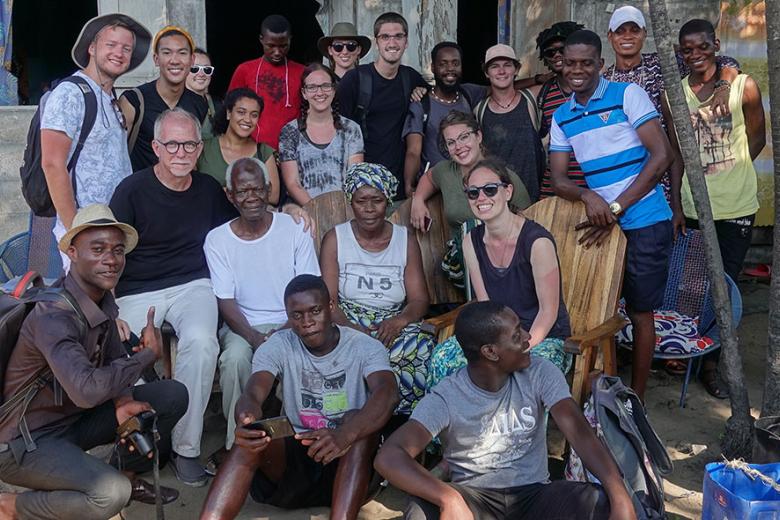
[331,42,358,53]
[464,182,507,200]
[542,46,565,59]
[190,65,214,75]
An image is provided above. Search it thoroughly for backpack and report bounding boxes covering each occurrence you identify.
[473,88,540,133]
[19,76,98,218]
[354,65,417,140]
[0,272,85,451]
[566,375,673,520]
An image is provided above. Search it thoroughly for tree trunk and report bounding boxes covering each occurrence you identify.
[646,0,754,458]
[762,0,780,417]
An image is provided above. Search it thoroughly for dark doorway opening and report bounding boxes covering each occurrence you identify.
[205,0,324,99]
[12,0,97,104]
[457,0,497,85]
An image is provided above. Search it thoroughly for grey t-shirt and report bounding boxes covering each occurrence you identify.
[411,358,570,488]
[403,84,486,173]
[40,70,132,208]
[278,116,364,198]
[252,325,391,432]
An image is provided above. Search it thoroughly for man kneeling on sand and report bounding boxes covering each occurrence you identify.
[375,301,638,520]
[200,274,398,520]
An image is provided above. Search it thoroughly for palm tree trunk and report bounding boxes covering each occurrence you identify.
[646,0,754,458]
[762,0,780,418]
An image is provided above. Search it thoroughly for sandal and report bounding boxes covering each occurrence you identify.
[700,367,728,399]
[204,446,229,477]
[664,359,688,376]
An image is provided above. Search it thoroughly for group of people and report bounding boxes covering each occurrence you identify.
[0,4,765,520]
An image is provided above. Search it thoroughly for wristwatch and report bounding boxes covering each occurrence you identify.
[609,201,623,216]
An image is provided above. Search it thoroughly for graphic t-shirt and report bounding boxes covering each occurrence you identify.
[278,117,364,198]
[228,57,304,149]
[252,326,392,432]
[411,358,570,488]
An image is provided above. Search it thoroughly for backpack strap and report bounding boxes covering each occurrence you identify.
[355,67,373,140]
[519,88,540,133]
[421,94,431,125]
[473,97,489,127]
[127,87,145,153]
[60,76,98,207]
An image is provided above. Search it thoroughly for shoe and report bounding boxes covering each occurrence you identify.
[170,454,209,487]
[130,478,179,505]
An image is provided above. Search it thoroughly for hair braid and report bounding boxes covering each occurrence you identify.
[331,97,343,131]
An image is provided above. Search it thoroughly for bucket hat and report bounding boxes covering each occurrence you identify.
[317,22,371,59]
[71,13,151,73]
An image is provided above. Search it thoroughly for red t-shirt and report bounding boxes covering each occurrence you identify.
[228,57,304,149]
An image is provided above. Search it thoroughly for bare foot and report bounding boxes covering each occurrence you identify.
[0,493,17,520]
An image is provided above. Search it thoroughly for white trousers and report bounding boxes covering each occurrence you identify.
[117,278,219,458]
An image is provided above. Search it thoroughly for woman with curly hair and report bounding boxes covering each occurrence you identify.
[196,87,281,205]
[279,63,364,205]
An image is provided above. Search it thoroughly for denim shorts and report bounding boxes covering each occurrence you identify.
[622,219,673,312]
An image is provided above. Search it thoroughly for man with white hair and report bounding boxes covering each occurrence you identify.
[203,157,320,470]
[110,107,237,486]
[40,13,151,268]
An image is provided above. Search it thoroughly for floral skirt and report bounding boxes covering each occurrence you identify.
[340,299,434,414]
[427,335,573,390]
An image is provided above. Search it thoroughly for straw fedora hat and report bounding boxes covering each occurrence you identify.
[71,13,151,73]
[317,22,371,59]
[58,204,139,254]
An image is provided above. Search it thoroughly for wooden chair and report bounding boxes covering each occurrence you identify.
[523,197,627,405]
[303,191,354,257]
[389,193,466,343]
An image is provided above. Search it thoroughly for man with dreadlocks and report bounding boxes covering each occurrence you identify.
[529,21,587,198]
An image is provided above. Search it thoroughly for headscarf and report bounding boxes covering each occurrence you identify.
[343,162,398,202]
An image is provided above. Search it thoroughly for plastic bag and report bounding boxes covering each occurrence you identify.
[702,461,780,519]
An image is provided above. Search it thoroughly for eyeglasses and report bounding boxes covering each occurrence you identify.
[542,46,565,59]
[156,140,201,154]
[444,130,476,149]
[464,182,507,200]
[303,82,336,94]
[331,41,358,53]
[190,65,214,75]
[377,33,407,42]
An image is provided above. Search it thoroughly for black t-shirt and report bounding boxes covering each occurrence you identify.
[121,81,209,172]
[338,64,426,198]
[109,167,237,297]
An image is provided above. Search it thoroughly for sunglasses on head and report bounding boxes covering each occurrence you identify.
[190,65,214,75]
[331,42,358,53]
[464,182,507,200]
[542,46,564,59]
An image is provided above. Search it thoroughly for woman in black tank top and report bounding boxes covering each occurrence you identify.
[462,158,571,370]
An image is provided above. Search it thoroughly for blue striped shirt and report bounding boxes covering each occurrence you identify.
[550,77,671,230]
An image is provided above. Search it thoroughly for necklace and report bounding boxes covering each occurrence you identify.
[431,90,460,105]
[609,57,648,90]
[491,90,517,110]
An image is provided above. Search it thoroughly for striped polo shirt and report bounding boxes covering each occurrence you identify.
[550,77,671,230]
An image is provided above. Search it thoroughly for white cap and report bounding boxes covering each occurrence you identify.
[609,6,646,32]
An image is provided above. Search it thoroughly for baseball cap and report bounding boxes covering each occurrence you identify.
[484,44,520,67]
[609,6,646,32]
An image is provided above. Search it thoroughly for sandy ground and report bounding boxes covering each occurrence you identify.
[2,282,771,519]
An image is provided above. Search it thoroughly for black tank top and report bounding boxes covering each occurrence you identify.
[471,219,571,338]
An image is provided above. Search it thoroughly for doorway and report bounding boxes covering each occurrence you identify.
[205,0,324,99]
[12,0,97,104]
[457,0,498,85]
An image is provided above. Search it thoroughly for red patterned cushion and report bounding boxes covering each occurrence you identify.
[616,304,715,356]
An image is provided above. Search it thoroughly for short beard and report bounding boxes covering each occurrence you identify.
[436,79,460,94]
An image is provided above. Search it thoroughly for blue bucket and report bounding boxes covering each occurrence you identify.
[702,461,780,519]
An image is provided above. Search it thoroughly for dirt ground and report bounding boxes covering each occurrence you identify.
[3,282,770,519]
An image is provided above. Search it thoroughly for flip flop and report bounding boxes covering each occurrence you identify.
[744,263,771,280]
[663,359,688,376]
[701,367,729,399]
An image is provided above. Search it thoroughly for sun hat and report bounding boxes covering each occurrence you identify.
[609,6,646,32]
[483,44,520,68]
[317,22,371,59]
[71,13,151,73]
[58,204,139,254]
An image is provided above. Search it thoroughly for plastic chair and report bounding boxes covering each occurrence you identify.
[0,232,30,283]
[617,230,743,407]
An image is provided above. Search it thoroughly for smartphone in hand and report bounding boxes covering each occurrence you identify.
[244,416,295,439]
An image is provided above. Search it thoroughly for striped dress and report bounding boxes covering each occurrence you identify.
[538,79,586,198]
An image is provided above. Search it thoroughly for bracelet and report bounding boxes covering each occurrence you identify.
[713,79,730,91]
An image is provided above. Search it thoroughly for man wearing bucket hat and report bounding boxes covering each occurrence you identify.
[0,204,187,518]
[119,25,209,172]
[318,22,371,79]
[472,43,544,201]
[40,13,150,270]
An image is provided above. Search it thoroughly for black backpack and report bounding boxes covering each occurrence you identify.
[0,272,84,451]
[354,65,418,140]
[20,76,98,218]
